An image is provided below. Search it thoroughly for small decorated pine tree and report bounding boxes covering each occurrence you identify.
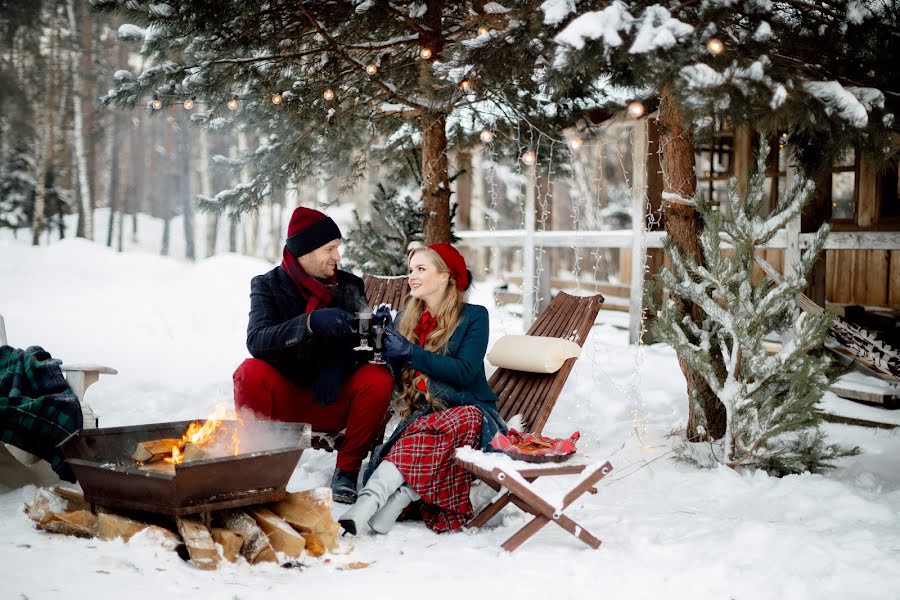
[342,184,426,276]
[652,142,858,474]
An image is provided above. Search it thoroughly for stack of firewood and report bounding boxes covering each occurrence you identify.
[24,486,342,570]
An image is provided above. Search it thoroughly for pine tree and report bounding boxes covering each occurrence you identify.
[343,184,425,276]
[93,1,558,244]
[652,142,858,474]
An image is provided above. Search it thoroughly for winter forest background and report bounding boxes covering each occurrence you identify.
[0,1,637,274]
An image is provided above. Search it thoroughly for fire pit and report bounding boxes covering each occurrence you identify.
[59,419,310,516]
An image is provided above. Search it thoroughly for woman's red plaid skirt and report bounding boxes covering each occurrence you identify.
[384,405,482,533]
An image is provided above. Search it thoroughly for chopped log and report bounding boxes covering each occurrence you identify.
[271,487,339,551]
[138,525,181,550]
[302,533,326,558]
[219,510,277,564]
[182,443,207,462]
[50,486,89,510]
[175,516,220,571]
[132,438,182,462]
[98,512,148,542]
[38,510,97,538]
[211,527,244,563]
[249,508,306,559]
[26,488,74,523]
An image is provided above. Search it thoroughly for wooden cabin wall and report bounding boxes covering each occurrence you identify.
[825,249,899,308]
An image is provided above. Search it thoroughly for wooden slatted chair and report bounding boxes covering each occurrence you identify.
[491,291,604,432]
[455,290,607,551]
[362,274,410,311]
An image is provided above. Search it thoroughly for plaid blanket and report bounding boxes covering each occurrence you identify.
[0,345,81,482]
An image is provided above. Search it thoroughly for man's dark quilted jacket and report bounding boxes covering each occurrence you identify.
[246,266,369,387]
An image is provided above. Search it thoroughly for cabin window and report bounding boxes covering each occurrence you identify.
[829,148,858,221]
[695,131,734,207]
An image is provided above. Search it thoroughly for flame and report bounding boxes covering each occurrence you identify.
[164,404,242,464]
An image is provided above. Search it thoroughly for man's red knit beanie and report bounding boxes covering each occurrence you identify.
[285,206,342,257]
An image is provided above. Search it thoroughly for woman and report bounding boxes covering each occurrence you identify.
[339,243,506,535]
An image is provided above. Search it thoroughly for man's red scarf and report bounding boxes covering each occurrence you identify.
[413,311,438,391]
[280,247,335,312]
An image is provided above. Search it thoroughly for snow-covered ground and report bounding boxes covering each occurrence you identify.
[2,225,900,599]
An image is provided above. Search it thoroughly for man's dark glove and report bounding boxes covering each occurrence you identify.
[383,327,415,362]
[308,308,354,338]
[373,305,393,328]
[313,360,346,406]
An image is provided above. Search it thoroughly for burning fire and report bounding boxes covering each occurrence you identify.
[164,405,243,464]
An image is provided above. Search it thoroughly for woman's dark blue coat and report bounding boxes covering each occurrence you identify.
[364,303,507,483]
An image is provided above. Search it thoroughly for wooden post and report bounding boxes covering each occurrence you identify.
[629,119,649,345]
[522,160,537,328]
[784,161,802,276]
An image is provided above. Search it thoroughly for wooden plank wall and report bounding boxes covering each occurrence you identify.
[826,249,899,308]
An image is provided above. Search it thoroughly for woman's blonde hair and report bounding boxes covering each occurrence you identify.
[394,246,465,419]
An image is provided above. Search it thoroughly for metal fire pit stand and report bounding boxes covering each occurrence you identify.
[59,420,311,519]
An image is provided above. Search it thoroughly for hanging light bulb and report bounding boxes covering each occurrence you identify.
[151,95,162,110]
[183,96,195,110]
[459,79,472,91]
[569,136,584,150]
[419,47,433,60]
[366,63,378,75]
[706,38,724,55]
[626,100,645,118]
[271,92,283,105]
[323,88,335,101]
[478,26,490,36]
[227,96,239,110]
[521,148,536,165]
[479,129,494,144]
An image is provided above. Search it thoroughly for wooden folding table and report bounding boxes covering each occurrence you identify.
[455,452,613,552]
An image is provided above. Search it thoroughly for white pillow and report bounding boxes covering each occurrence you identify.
[487,335,582,374]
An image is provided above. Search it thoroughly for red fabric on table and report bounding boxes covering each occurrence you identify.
[489,429,580,457]
[384,405,482,533]
[233,358,392,473]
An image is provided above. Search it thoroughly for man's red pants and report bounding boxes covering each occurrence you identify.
[233,358,393,473]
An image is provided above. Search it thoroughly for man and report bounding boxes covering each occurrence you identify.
[233,206,393,503]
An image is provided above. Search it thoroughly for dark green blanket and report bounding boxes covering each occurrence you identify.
[0,345,82,482]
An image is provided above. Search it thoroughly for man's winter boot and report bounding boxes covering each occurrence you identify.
[338,460,404,535]
[331,468,359,505]
[368,484,420,534]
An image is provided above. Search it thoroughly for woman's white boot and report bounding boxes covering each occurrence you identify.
[368,484,421,534]
[338,461,404,535]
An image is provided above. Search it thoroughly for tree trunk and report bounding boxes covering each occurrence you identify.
[658,84,727,441]
[106,119,119,247]
[161,217,170,256]
[31,81,51,246]
[67,0,93,240]
[80,3,97,212]
[198,130,217,257]
[181,118,195,261]
[421,111,451,244]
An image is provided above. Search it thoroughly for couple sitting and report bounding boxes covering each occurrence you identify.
[233,206,506,535]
